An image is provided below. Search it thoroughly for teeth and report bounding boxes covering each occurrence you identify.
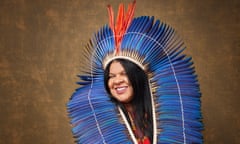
[116,87,125,91]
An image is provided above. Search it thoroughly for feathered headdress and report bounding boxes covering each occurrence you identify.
[67,1,203,143]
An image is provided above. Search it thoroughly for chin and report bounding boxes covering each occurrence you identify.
[119,98,132,103]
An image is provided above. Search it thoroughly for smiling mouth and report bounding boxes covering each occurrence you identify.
[115,86,127,94]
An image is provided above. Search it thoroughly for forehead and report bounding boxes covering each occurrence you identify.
[109,61,125,74]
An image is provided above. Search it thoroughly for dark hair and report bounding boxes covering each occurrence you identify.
[104,59,153,142]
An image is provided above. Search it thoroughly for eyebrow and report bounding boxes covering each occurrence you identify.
[109,70,126,75]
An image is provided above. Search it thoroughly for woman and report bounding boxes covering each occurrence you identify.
[67,1,203,144]
[104,59,153,144]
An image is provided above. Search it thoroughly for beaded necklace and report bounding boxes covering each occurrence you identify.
[127,111,151,144]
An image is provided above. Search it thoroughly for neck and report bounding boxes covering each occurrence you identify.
[124,103,133,113]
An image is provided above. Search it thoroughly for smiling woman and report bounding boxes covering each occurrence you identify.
[104,59,153,143]
[106,60,134,103]
[67,1,203,144]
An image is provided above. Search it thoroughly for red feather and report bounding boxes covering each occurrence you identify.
[107,0,136,54]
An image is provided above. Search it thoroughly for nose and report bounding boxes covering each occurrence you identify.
[113,77,124,84]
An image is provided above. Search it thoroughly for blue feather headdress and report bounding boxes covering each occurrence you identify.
[67,1,203,143]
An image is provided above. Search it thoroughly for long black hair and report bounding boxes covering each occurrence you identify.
[104,59,153,142]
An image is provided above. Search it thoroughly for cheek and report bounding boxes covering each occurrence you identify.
[129,87,134,98]
[124,76,131,85]
[107,80,111,88]
[108,80,113,91]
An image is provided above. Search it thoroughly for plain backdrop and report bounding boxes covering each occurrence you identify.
[0,0,239,143]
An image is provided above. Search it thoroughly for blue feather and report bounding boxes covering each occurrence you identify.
[67,15,203,144]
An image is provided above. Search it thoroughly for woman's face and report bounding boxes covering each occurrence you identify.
[108,61,134,103]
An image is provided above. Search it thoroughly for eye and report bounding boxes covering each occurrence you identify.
[121,71,127,76]
[108,74,115,79]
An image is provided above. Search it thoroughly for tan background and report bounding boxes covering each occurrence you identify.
[0,0,239,143]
